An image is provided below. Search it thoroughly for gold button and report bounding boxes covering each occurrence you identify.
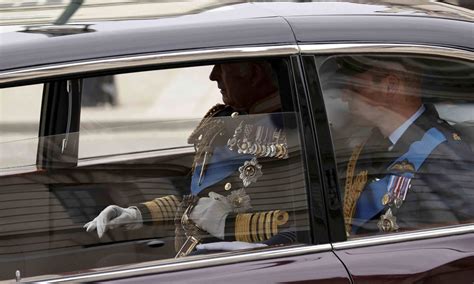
[224,183,232,191]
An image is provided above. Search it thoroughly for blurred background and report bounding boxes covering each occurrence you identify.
[0,0,472,27]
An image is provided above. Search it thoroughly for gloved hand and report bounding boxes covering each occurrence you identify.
[196,241,267,251]
[84,205,143,238]
[190,192,233,239]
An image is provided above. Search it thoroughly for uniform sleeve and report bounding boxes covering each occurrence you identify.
[136,195,182,225]
[222,210,293,243]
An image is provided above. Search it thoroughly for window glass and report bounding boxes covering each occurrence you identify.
[317,54,474,238]
[0,59,312,280]
[0,84,43,173]
[79,66,220,159]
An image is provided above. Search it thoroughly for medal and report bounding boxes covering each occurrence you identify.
[226,188,252,213]
[227,121,243,151]
[394,197,403,208]
[227,137,237,149]
[386,175,411,208]
[238,157,263,187]
[269,144,277,157]
[238,124,254,154]
[381,193,391,206]
[249,143,258,155]
[275,144,283,157]
[265,144,272,157]
[377,208,399,232]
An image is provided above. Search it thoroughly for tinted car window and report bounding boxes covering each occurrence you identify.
[0,59,313,279]
[316,54,474,238]
[79,66,221,159]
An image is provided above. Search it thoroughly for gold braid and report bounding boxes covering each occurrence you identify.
[343,143,368,236]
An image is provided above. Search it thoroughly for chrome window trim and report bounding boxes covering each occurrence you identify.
[333,224,474,250]
[2,43,472,86]
[25,244,332,283]
[300,43,473,61]
[0,45,299,85]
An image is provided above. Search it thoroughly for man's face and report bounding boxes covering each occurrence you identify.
[209,63,254,110]
[341,71,386,123]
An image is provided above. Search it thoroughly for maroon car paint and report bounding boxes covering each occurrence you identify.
[105,251,351,284]
[335,233,474,283]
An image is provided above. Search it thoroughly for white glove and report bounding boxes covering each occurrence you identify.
[196,241,267,251]
[84,205,143,238]
[190,192,233,239]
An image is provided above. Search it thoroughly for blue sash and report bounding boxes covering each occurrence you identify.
[352,127,446,232]
[190,146,251,196]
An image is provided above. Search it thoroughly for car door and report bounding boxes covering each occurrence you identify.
[0,41,352,282]
[300,42,474,283]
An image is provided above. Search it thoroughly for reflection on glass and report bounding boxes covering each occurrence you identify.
[79,66,220,159]
[0,84,43,172]
[318,55,474,238]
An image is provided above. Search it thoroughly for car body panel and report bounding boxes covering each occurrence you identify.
[335,233,474,283]
[287,15,474,51]
[104,251,351,284]
[1,1,473,73]
[0,16,295,72]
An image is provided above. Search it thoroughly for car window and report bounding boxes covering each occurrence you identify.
[0,84,43,173]
[316,54,474,238]
[79,66,221,159]
[0,59,314,280]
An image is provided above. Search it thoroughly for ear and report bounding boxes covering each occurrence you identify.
[382,73,401,98]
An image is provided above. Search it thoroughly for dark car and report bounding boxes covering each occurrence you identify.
[0,1,473,283]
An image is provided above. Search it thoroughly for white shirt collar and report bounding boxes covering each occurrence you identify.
[388,105,425,146]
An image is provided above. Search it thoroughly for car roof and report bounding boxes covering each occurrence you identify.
[0,1,472,73]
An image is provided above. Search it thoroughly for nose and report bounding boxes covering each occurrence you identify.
[209,64,221,81]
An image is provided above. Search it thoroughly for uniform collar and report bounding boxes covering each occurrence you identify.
[388,105,425,146]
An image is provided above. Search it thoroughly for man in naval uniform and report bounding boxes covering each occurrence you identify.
[337,56,474,235]
[84,61,308,256]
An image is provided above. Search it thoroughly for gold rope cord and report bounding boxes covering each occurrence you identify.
[343,143,368,235]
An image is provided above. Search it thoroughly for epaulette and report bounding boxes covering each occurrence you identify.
[187,103,229,145]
